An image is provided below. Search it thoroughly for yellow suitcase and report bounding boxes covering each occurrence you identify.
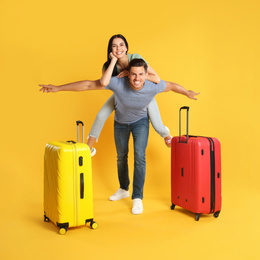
[44,121,97,234]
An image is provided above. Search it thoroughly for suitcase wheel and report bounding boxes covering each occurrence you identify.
[170,204,175,210]
[44,215,49,222]
[195,213,201,221]
[213,211,220,218]
[59,227,68,235]
[90,221,98,229]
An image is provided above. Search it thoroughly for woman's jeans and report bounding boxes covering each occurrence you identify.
[114,117,149,200]
[88,95,169,141]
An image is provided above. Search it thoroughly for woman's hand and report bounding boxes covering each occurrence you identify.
[39,84,59,93]
[109,52,118,62]
[117,70,129,78]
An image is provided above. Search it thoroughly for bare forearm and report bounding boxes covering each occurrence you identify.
[146,73,160,84]
[59,80,98,91]
[100,56,118,86]
[164,81,200,100]
[165,81,188,96]
[147,65,160,84]
[39,79,103,93]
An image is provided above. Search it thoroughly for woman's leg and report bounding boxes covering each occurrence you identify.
[147,98,172,147]
[87,94,115,150]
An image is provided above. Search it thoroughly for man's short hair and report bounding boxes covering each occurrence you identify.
[129,59,148,73]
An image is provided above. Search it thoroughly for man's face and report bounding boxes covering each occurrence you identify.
[128,66,147,91]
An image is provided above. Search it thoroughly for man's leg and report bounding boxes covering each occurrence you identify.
[113,121,131,194]
[131,117,149,200]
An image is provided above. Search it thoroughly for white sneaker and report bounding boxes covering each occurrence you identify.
[91,147,96,157]
[132,198,143,215]
[109,188,130,201]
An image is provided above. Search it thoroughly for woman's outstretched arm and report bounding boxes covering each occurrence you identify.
[39,79,104,93]
[39,55,118,93]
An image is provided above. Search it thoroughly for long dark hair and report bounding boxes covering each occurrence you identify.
[103,34,129,76]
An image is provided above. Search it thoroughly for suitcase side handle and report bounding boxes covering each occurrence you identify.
[179,106,189,143]
[80,173,84,199]
[76,121,84,143]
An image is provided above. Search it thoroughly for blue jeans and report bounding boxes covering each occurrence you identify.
[114,117,149,199]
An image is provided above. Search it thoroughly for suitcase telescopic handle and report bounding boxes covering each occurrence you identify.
[76,121,84,143]
[179,106,189,143]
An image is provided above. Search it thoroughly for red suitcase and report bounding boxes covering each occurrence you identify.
[171,107,221,221]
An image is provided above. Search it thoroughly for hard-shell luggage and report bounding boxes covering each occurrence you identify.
[44,121,97,234]
[171,107,222,221]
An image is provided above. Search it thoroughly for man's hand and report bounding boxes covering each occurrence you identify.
[39,84,59,93]
[117,70,129,78]
[187,90,200,100]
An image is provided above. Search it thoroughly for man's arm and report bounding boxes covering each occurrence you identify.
[164,81,200,100]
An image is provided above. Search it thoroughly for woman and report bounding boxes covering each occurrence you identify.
[88,34,172,156]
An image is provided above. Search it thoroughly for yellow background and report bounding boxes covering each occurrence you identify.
[1,0,259,259]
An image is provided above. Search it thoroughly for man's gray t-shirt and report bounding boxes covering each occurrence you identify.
[105,77,166,124]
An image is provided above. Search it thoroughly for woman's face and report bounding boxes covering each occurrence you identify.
[111,38,128,59]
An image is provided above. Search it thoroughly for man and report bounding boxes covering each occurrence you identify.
[39,57,199,215]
